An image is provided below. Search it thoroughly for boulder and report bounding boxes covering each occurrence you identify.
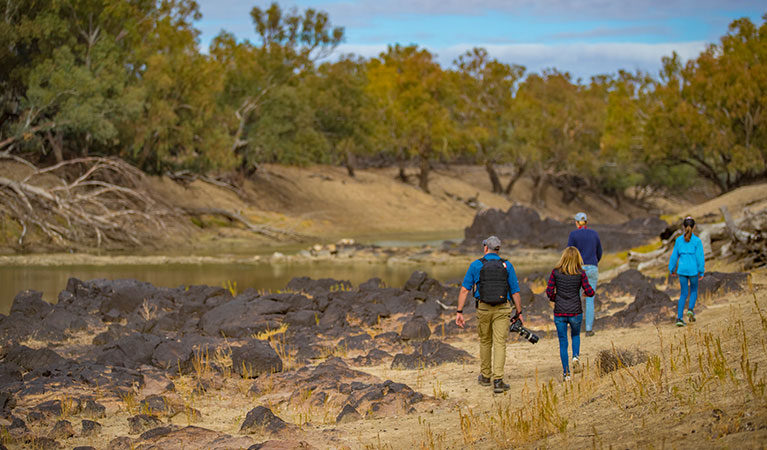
[336,404,362,424]
[239,406,288,435]
[230,341,283,378]
[3,345,67,372]
[391,340,474,369]
[81,419,102,437]
[128,414,163,435]
[151,340,194,372]
[400,316,431,341]
[403,271,428,291]
[199,299,280,338]
[48,420,75,440]
[9,290,52,318]
[284,310,318,328]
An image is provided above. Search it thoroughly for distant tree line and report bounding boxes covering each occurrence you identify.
[2,2,766,202]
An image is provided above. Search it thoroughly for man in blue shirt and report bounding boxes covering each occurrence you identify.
[456,235,523,393]
[567,212,602,336]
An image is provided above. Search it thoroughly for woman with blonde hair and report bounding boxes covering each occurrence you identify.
[546,246,595,381]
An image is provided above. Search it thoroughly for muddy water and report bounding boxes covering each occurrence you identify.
[0,261,477,314]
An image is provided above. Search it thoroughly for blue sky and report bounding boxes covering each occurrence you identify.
[196,0,765,80]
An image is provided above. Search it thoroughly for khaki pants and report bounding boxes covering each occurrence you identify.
[477,301,511,380]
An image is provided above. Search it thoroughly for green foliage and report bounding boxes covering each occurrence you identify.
[1,1,765,198]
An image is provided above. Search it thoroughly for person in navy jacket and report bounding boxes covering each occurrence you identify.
[668,216,705,326]
[567,212,602,336]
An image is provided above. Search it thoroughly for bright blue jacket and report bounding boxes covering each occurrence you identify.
[668,234,705,277]
[462,253,520,300]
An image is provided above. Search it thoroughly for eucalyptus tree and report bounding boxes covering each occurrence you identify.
[644,15,767,193]
[452,48,526,194]
[211,2,343,173]
[366,44,455,192]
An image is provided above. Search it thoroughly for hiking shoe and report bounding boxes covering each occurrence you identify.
[493,379,510,393]
[563,373,572,382]
[687,310,696,323]
[585,330,595,337]
[676,318,686,327]
[477,374,491,386]
[572,357,582,374]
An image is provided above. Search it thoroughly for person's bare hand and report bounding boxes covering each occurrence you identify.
[456,312,465,328]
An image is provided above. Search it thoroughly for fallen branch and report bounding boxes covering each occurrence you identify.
[182,207,312,242]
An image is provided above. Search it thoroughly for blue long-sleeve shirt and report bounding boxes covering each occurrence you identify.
[462,253,520,300]
[567,228,602,266]
[668,234,705,277]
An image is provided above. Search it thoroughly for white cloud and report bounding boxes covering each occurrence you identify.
[331,41,708,79]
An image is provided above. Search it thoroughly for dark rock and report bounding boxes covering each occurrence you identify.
[697,272,750,298]
[239,406,288,434]
[338,334,372,351]
[373,332,400,345]
[391,340,474,369]
[285,277,351,297]
[199,299,280,338]
[10,289,52,318]
[106,436,133,450]
[35,399,64,417]
[92,324,127,346]
[139,395,174,416]
[352,349,392,366]
[128,414,163,434]
[431,320,468,338]
[81,399,107,419]
[27,410,45,423]
[400,316,431,341]
[0,391,15,412]
[413,301,442,322]
[336,404,362,424]
[140,425,175,440]
[30,437,60,450]
[359,278,385,291]
[3,345,67,372]
[284,310,318,328]
[97,333,162,368]
[98,279,161,318]
[151,340,194,372]
[74,447,97,450]
[230,341,283,378]
[48,419,75,439]
[81,419,102,437]
[403,271,428,291]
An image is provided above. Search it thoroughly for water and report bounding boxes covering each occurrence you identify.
[0,260,476,314]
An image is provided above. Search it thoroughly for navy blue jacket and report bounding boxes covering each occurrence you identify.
[567,228,602,266]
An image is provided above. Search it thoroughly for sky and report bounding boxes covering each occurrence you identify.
[195,0,765,80]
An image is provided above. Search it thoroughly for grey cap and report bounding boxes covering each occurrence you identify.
[574,212,588,222]
[483,236,502,250]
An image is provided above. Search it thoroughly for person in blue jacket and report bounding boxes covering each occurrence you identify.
[668,216,705,326]
[567,212,602,336]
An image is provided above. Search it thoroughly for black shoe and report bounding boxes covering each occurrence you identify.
[478,374,491,386]
[493,379,510,393]
[585,330,595,337]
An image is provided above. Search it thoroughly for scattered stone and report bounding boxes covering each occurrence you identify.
[139,394,173,416]
[10,289,53,318]
[230,340,283,378]
[3,345,68,372]
[106,436,133,450]
[336,404,362,424]
[128,414,163,434]
[400,316,431,341]
[391,340,474,369]
[352,349,392,366]
[239,406,288,435]
[48,419,75,440]
[30,437,61,450]
[81,419,102,437]
[81,399,107,419]
[140,425,176,440]
[248,441,317,450]
[138,426,254,449]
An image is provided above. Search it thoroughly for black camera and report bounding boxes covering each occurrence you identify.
[509,317,539,344]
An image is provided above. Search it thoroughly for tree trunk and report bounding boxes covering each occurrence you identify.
[504,161,527,196]
[531,172,548,207]
[397,154,408,183]
[345,149,356,178]
[46,130,64,163]
[418,154,430,193]
[485,161,503,194]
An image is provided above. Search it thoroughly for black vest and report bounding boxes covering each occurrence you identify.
[478,257,509,305]
[552,269,584,315]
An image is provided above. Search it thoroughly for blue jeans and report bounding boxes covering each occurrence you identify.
[677,275,699,319]
[554,314,582,375]
[582,265,598,331]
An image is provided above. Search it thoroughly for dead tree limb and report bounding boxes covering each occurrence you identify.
[182,207,312,242]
